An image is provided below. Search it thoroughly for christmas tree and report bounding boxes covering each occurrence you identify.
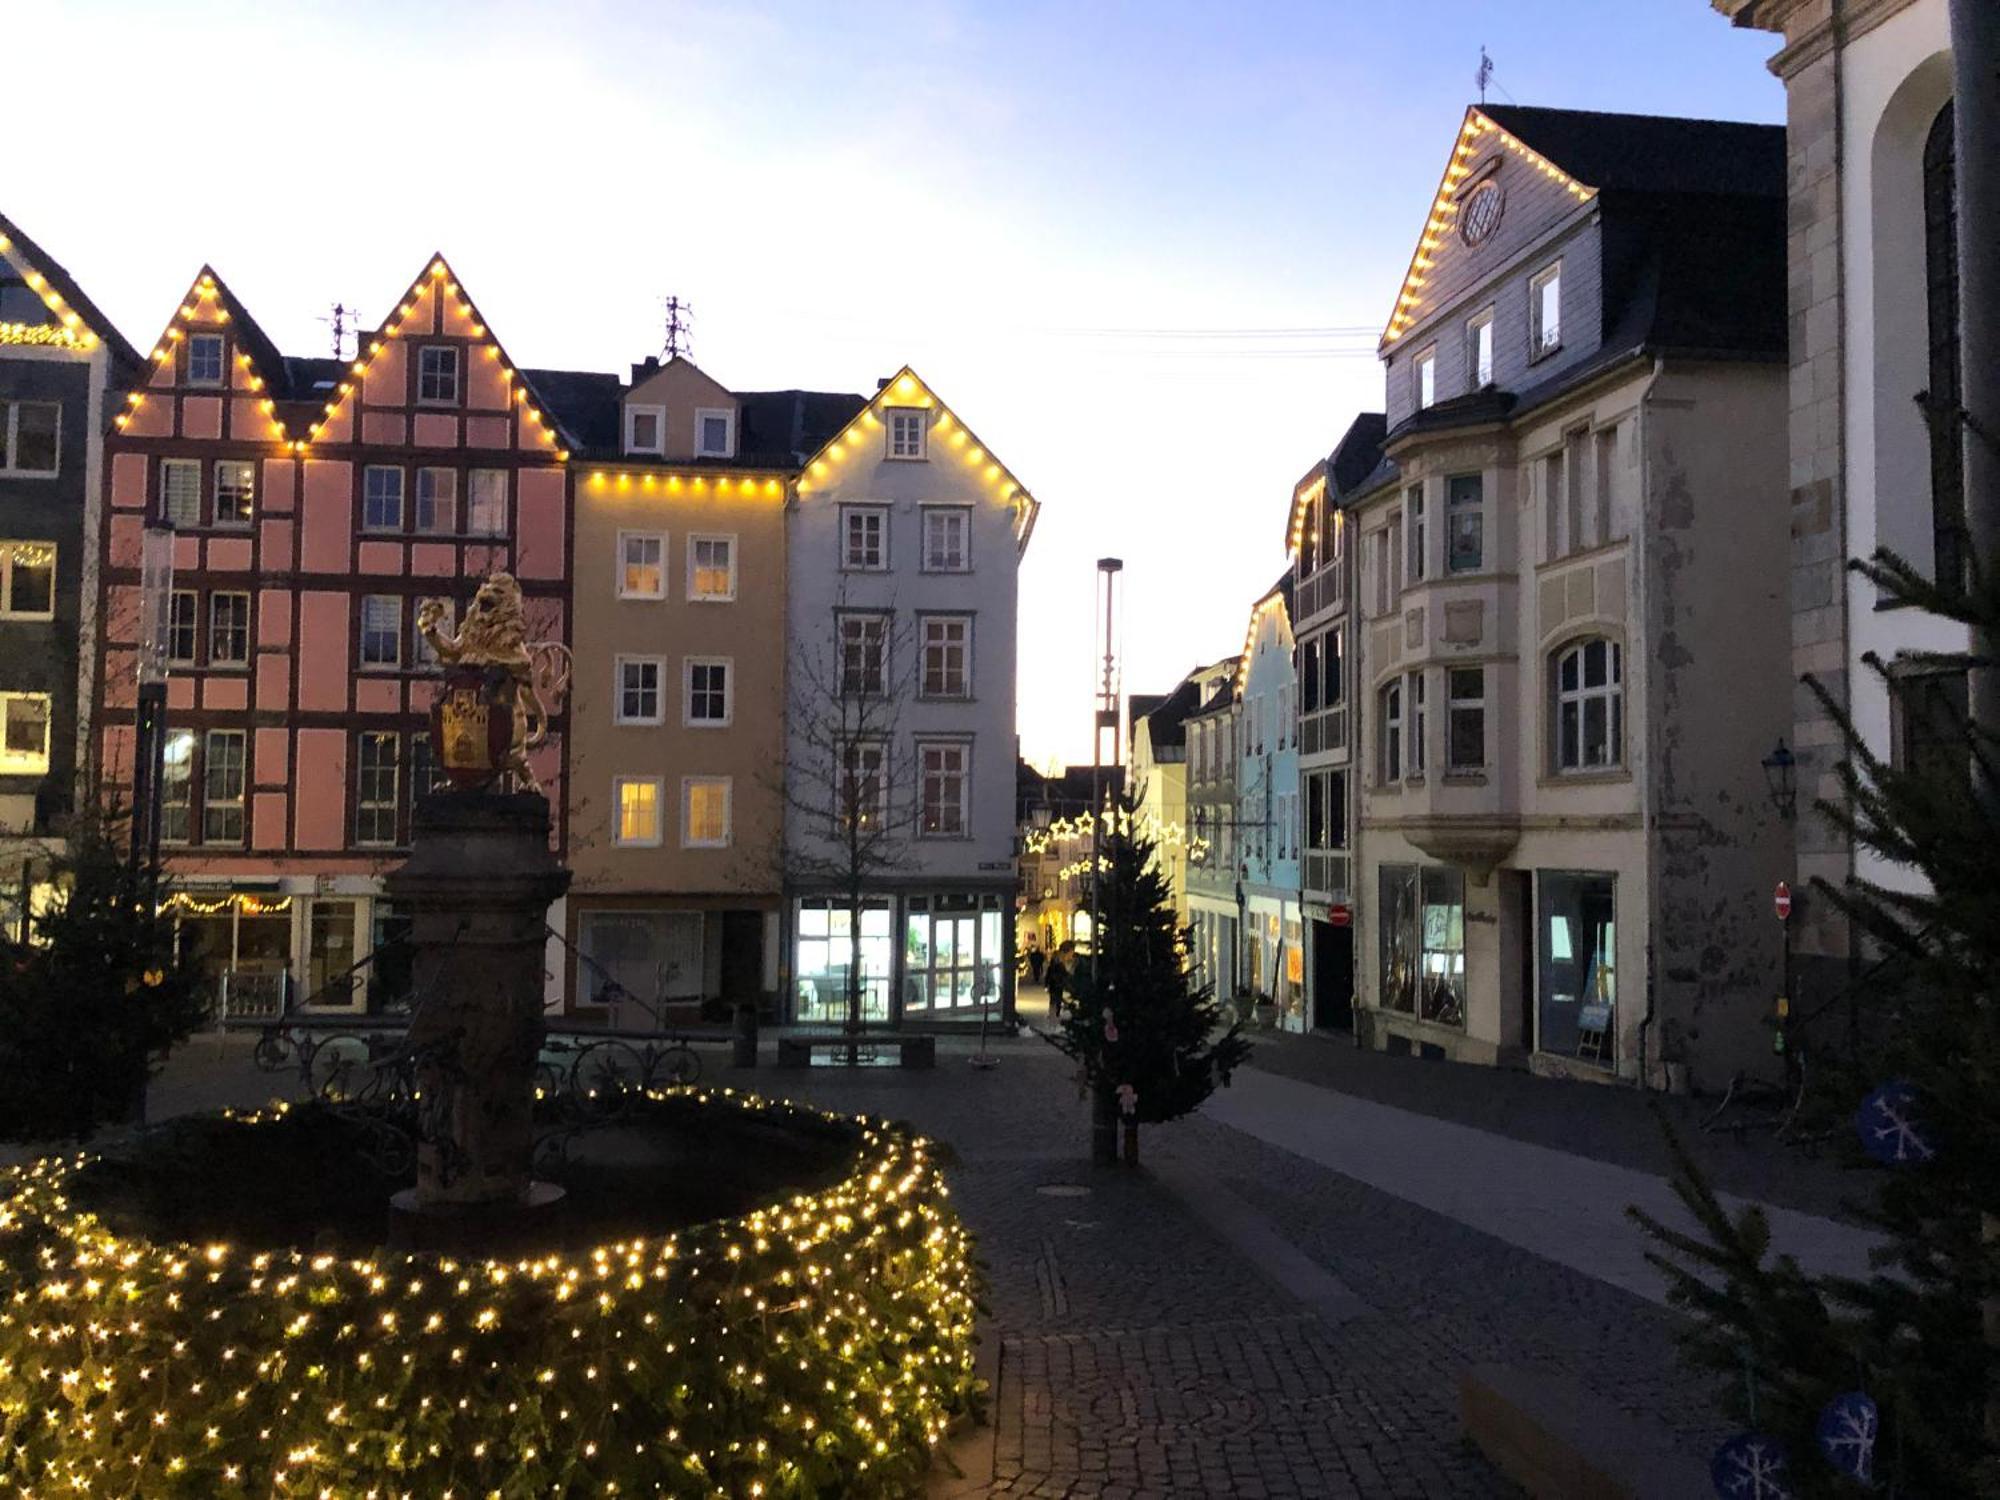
[0,808,208,1142]
[1631,546,2000,1497]
[1047,797,1249,1163]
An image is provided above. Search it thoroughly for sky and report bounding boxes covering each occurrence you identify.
[7,0,1785,767]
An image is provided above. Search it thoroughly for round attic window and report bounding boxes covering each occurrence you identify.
[1460,180,1504,246]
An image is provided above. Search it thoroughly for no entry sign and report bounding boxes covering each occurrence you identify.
[1774,881,1792,921]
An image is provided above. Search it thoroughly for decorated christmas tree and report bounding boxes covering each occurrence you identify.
[1632,546,2000,1497]
[0,808,207,1142]
[1048,797,1249,1163]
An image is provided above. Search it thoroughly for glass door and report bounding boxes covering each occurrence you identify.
[304,900,361,1010]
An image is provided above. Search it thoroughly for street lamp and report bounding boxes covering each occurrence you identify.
[1762,738,1798,822]
[131,520,176,881]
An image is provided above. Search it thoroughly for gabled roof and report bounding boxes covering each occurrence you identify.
[1235,571,1295,692]
[0,210,140,370]
[800,366,1041,555]
[1285,412,1386,555]
[1478,105,1785,198]
[119,267,293,443]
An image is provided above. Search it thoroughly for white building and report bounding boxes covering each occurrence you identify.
[784,368,1038,1028]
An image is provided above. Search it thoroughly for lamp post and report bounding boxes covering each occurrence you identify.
[1762,738,1798,1078]
[1089,558,1122,1166]
[131,521,176,886]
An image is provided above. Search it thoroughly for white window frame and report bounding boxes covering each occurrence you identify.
[624,404,666,456]
[1552,637,1625,774]
[838,738,888,834]
[919,614,972,700]
[885,407,928,461]
[354,730,400,848]
[160,727,194,843]
[686,533,737,601]
[416,345,460,405]
[414,467,457,535]
[921,506,971,573]
[166,589,197,664]
[839,612,890,697]
[1414,346,1436,410]
[614,654,665,726]
[466,469,507,536]
[0,692,51,775]
[916,740,970,839]
[693,407,736,459]
[0,542,56,621]
[612,775,665,848]
[683,656,733,728]
[201,728,247,845]
[681,775,733,849]
[186,332,225,387]
[213,461,255,526]
[841,505,889,571]
[362,466,405,533]
[209,591,252,667]
[1530,261,1563,359]
[357,594,400,670]
[0,401,60,479]
[618,530,667,600]
[1467,308,1495,387]
[1379,679,1404,784]
[160,458,201,528]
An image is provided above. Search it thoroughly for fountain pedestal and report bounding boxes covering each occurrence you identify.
[385,791,570,1251]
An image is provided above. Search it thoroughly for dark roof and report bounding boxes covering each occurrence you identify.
[1269,568,1295,620]
[522,368,624,453]
[0,210,142,376]
[1140,675,1203,752]
[1127,693,1168,734]
[1022,764,1125,818]
[739,389,869,467]
[1478,106,1785,199]
[1328,413,1387,498]
[1188,674,1236,718]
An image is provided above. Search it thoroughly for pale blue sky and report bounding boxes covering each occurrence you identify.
[8,1,1785,764]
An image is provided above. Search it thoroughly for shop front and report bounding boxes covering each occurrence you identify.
[789,888,1011,1028]
[165,880,393,1017]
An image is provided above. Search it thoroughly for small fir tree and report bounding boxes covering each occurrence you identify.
[1631,545,2000,1497]
[1048,798,1249,1162]
[0,809,208,1142]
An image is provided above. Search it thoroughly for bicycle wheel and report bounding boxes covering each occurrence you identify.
[571,1040,644,1114]
[251,1029,293,1074]
[663,1044,701,1086]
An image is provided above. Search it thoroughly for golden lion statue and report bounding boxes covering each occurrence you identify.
[417,573,570,795]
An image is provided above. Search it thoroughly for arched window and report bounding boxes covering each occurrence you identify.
[1378,679,1404,783]
[1924,100,1962,587]
[1552,638,1623,773]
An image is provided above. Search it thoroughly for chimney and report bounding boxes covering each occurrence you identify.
[630,355,660,384]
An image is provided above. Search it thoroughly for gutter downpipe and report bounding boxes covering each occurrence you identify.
[1637,353,1668,1091]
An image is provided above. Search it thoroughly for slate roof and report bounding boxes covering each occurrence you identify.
[1139,675,1203,752]
[1127,693,1169,735]
[1187,673,1237,719]
[1476,106,1785,199]
[1328,413,1387,498]
[0,210,141,376]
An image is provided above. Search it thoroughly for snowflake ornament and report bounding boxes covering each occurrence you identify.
[1815,1391,1877,1484]
[1115,1082,1138,1117]
[1711,1433,1793,1500]
[1856,1081,1936,1165]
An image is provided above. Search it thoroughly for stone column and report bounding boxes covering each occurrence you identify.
[386,792,570,1219]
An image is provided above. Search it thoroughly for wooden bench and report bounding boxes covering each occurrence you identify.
[775,1034,937,1069]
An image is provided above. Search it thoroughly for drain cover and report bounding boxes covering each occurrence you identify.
[1036,1183,1091,1198]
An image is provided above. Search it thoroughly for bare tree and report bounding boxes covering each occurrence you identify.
[770,587,925,1037]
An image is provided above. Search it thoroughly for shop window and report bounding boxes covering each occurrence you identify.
[1536,871,1615,1063]
[794,899,893,1024]
[904,893,1004,1014]
[580,910,704,1013]
[305,900,360,1007]
[1378,865,1417,1014]
[1377,863,1464,1028]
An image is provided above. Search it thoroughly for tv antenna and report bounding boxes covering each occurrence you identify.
[663,295,694,361]
[320,302,360,361]
[1476,46,1494,104]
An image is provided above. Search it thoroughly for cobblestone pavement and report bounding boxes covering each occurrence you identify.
[122,1028,1773,1496]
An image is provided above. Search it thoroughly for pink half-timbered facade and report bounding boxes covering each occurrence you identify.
[96,257,579,1010]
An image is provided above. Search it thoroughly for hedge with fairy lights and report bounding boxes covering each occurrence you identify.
[0,1087,982,1497]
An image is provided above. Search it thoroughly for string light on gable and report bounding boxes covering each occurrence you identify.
[1381,109,1595,348]
[1235,592,1290,692]
[118,274,289,442]
[0,234,100,351]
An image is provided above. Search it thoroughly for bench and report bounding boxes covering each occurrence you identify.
[775,1034,937,1069]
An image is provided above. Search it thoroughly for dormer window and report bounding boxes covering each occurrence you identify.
[1530,262,1562,358]
[886,408,927,461]
[418,346,460,404]
[695,408,735,459]
[1414,347,1436,410]
[625,405,665,455]
[1467,309,1494,387]
[187,334,225,387]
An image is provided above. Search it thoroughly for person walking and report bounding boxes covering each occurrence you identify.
[1046,940,1074,1018]
[1024,938,1046,986]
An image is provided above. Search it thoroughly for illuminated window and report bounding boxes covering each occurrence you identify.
[625,405,665,456]
[417,346,459,404]
[613,776,663,847]
[0,401,58,477]
[0,543,54,619]
[160,459,200,527]
[160,729,193,843]
[920,615,970,699]
[842,506,887,570]
[209,593,251,665]
[839,613,888,696]
[1467,309,1495,387]
[615,656,663,724]
[0,694,50,775]
[467,469,507,535]
[681,776,732,848]
[362,467,404,531]
[202,729,246,844]
[415,468,456,534]
[886,408,927,460]
[355,732,399,847]
[1530,262,1562,357]
[688,534,735,600]
[922,507,970,572]
[618,531,666,599]
[694,408,735,458]
[187,334,225,386]
[166,590,197,664]
[214,461,254,525]
[1414,347,1436,409]
[1552,638,1623,773]
[918,742,968,837]
[358,595,401,668]
[684,658,731,727]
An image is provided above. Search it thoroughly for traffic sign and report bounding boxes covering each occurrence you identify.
[1774,881,1793,921]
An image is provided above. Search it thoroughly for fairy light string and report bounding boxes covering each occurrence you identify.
[0,1086,981,1496]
